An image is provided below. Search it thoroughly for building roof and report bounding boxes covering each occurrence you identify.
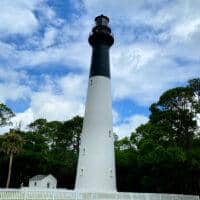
[29,175,48,181]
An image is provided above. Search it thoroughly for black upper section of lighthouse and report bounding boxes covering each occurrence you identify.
[89,15,114,78]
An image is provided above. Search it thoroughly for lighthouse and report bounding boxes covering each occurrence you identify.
[75,15,116,192]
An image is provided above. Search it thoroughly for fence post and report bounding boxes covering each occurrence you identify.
[24,190,27,200]
[52,190,55,200]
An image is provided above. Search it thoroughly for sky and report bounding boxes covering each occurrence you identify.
[0,0,200,137]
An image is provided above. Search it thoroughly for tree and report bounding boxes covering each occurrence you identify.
[27,116,83,153]
[131,79,200,194]
[114,136,139,192]
[24,116,83,188]
[0,129,24,188]
[62,116,83,153]
[188,78,200,105]
[0,103,14,127]
[188,78,200,131]
[149,87,197,149]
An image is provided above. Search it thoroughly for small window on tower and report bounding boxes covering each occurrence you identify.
[110,169,113,178]
[83,148,86,155]
[109,130,112,137]
[90,79,93,86]
[34,182,37,186]
[80,169,84,176]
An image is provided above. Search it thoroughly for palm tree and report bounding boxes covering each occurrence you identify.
[0,129,24,188]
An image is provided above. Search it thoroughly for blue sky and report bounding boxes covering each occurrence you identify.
[0,0,200,137]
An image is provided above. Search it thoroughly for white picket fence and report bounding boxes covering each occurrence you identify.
[0,189,199,200]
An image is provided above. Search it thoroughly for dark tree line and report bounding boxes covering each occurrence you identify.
[0,78,199,194]
[115,78,200,194]
[0,116,83,189]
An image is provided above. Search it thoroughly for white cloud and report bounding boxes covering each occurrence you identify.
[18,41,90,70]
[114,114,149,138]
[172,19,200,40]
[30,91,84,121]
[0,91,85,134]
[0,73,87,133]
[112,109,120,125]
[0,0,40,36]
[59,73,87,101]
[0,83,30,102]
[12,108,34,130]
[0,67,27,82]
[0,67,31,102]
[0,126,10,134]
[42,27,58,48]
[112,42,200,105]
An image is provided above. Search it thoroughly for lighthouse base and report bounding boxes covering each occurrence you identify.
[0,189,199,200]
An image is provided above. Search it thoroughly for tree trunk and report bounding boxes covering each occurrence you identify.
[6,153,13,188]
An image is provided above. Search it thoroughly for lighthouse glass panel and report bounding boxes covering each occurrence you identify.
[96,18,108,26]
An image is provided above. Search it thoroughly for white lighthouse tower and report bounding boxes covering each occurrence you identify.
[75,15,116,192]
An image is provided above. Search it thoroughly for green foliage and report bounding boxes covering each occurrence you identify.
[0,116,83,188]
[188,78,200,115]
[149,86,197,149]
[0,129,24,155]
[0,103,14,127]
[115,78,200,194]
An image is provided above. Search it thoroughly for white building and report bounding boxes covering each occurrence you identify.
[29,174,57,189]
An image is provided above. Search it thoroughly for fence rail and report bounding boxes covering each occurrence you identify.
[0,189,199,200]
